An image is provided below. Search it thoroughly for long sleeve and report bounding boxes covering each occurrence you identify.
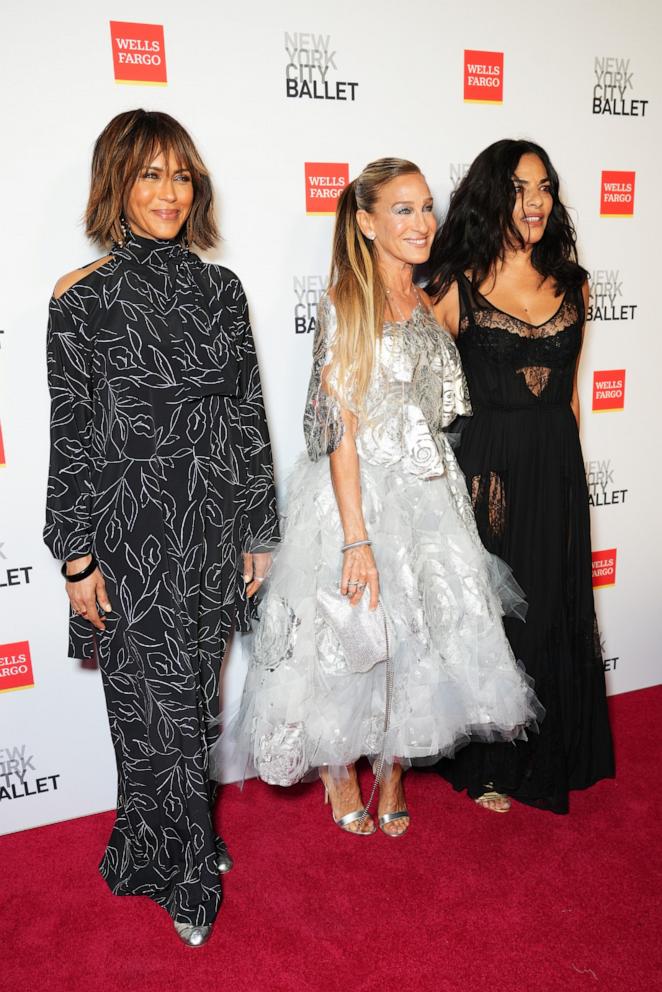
[230,278,279,553]
[43,288,96,562]
[302,293,345,461]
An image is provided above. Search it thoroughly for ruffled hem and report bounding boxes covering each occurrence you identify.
[211,454,543,787]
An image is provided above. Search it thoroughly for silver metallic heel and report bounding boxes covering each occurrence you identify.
[335,807,375,833]
[173,920,213,947]
[323,780,376,835]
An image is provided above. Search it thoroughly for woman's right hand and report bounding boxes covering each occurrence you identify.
[340,544,379,610]
[64,555,112,632]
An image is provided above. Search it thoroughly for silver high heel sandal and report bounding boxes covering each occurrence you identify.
[173,920,213,947]
[322,779,376,835]
[378,809,410,836]
[377,768,410,836]
[474,790,511,813]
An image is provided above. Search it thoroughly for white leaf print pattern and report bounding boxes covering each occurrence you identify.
[43,231,279,926]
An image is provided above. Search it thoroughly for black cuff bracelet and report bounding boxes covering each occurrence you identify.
[61,555,98,582]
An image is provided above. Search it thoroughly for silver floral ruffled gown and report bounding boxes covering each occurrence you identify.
[212,296,543,787]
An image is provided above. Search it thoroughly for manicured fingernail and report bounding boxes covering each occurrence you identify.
[243,575,251,582]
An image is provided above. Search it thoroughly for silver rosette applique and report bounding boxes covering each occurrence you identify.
[402,405,445,479]
[256,723,307,786]
[254,597,301,675]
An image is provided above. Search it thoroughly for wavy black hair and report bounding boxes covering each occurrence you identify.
[425,139,587,300]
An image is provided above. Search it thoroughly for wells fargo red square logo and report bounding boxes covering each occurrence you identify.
[110,21,167,85]
[0,641,34,694]
[305,163,349,214]
[592,369,626,412]
[464,50,504,103]
[592,549,617,588]
[600,171,635,216]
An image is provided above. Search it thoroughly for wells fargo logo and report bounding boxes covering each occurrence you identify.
[600,171,635,216]
[305,162,349,215]
[109,21,167,85]
[592,370,626,412]
[592,549,617,588]
[464,50,503,103]
[0,640,34,694]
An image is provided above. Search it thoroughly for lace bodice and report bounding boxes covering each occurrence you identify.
[303,294,471,478]
[457,274,584,410]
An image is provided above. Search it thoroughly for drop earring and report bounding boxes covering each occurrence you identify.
[119,213,131,244]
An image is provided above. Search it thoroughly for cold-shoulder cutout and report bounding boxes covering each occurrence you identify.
[52,255,113,300]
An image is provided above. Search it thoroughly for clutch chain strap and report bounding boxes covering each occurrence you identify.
[356,604,393,827]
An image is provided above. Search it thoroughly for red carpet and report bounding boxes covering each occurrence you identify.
[2,687,661,992]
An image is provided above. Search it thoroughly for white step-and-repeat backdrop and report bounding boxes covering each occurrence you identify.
[1,0,660,834]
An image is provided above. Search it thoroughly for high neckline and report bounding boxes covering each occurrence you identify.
[113,229,193,270]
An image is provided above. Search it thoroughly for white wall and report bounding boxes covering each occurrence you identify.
[1,0,660,834]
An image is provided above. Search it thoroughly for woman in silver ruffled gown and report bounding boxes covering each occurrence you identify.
[213,158,542,836]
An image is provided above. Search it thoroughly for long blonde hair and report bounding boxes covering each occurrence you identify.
[329,157,421,411]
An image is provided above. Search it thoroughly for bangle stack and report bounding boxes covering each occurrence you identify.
[341,539,372,553]
[61,554,99,582]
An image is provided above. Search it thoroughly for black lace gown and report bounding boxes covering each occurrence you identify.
[437,275,614,813]
[44,232,279,923]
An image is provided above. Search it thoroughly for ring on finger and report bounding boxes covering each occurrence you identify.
[254,577,265,583]
[347,581,359,587]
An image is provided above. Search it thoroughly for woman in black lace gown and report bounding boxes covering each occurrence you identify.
[44,110,278,944]
[427,140,614,814]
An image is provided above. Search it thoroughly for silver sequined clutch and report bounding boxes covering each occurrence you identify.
[316,587,390,673]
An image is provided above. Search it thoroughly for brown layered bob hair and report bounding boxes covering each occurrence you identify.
[85,109,219,249]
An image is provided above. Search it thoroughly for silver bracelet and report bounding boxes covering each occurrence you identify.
[341,539,372,553]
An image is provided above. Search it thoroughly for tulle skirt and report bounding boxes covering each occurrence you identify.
[211,452,543,787]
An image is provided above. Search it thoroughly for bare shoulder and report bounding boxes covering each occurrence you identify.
[417,286,433,309]
[431,281,460,337]
[52,255,113,300]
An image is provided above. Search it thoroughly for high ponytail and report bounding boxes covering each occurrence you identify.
[328,158,421,412]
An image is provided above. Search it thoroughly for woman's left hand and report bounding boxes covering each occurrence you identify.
[341,544,379,610]
[243,552,272,598]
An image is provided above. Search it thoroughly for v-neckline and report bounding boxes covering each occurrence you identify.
[463,273,568,329]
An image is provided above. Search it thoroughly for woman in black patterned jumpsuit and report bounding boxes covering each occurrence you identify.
[44,110,278,946]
